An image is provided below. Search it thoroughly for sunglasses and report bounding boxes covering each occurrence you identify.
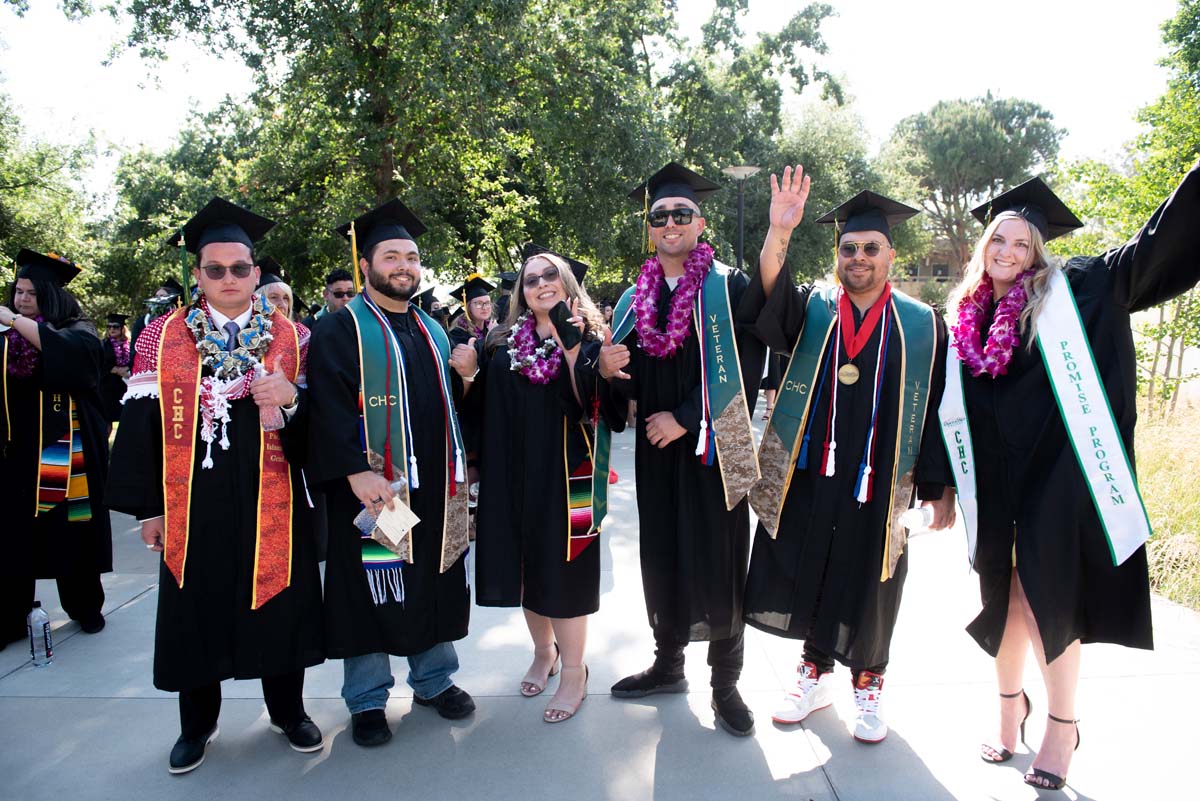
[523,265,562,288]
[201,263,254,280]
[647,208,696,228]
[330,290,356,299]
[838,241,886,259]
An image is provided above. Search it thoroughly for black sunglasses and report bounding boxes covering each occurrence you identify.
[523,265,561,288]
[330,290,356,299]
[201,263,254,280]
[838,241,886,259]
[647,208,696,228]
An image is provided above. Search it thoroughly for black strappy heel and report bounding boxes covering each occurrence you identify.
[980,689,1031,764]
[1023,713,1080,791]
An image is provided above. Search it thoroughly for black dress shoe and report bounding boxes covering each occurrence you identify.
[351,709,392,747]
[712,687,755,737]
[413,684,476,720]
[611,667,689,698]
[269,716,323,752]
[168,725,219,774]
[78,615,106,634]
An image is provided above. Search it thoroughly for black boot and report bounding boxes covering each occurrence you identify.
[611,666,689,698]
[712,686,755,737]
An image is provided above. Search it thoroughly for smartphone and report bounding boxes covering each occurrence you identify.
[550,300,583,350]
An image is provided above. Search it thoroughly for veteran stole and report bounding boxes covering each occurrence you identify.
[156,307,298,609]
[603,259,759,512]
[750,286,936,580]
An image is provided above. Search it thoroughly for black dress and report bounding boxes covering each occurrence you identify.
[475,337,604,618]
[741,272,951,670]
[1,321,112,636]
[106,322,324,692]
[961,161,1200,663]
[600,268,765,642]
[306,307,471,657]
[99,337,130,423]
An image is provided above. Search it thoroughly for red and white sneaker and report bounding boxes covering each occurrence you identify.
[852,670,887,743]
[771,661,834,724]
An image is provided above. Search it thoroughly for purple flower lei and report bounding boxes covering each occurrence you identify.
[633,241,713,359]
[951,270,1035,378]
[5,315,45,378]
[111,338,131,367]
[507,314,563,385]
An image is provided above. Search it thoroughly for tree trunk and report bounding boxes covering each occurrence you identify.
[1148,304,1166,402]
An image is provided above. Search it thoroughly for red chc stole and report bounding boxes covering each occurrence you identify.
[155,307,299,609]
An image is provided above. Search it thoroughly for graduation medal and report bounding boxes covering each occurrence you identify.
[837,363,860,385]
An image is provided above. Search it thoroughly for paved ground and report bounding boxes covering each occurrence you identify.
[1,396,1195,801]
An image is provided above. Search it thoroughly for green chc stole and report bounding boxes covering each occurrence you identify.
[751,285,936,580]
[601,259,759,513]
[347,293,469,603]
[940,268,1151,568]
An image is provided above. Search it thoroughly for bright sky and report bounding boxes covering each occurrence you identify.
[0,0,1181,199]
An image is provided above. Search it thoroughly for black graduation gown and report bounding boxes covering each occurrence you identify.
[961,161,1200,663]
[106,359,324,692]
[99,337,129,423]
[475,338,605,618]
[741,271,951,670]
[448,320,492,461]
[306,307,471,658]
[600,268,765,642]
[1,322,112,587]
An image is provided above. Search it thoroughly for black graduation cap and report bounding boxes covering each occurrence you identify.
[520,242,590,284]
[971,177,1084,242]
[815,191,920,244]
[336,198,427,253]
[451,274,496,305]
[413,287,439,314]
[15,249,81,286]
[627,162,722,207]
[105,313,129,326]
[448,306,465,325]
[256,255,283,276]
[168,197,275,254]
[498,271,519,291]
[160,276,184,295]
[257,273,288,289]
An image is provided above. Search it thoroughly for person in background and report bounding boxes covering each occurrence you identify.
[302,268,356,330]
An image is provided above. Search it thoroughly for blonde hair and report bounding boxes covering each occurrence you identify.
[487,252,605,349]
[947,211,1056,348]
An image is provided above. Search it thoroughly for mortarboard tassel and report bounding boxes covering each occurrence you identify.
[350,221,362,294]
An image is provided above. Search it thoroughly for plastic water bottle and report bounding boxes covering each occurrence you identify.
[27,602,52,667]
[899,505,935,534]
[253,361,286,432]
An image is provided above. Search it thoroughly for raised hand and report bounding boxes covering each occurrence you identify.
[770,164,811,232]
[450,336,479,378]
[598,327,631,381]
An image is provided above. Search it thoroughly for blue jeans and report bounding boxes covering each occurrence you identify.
[341,642,460,714]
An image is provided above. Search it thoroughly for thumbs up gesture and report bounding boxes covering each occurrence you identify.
[599,327,631,381]
[250,355,298,408]
[451,335,480,380]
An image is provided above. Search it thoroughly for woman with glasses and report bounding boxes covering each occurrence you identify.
[0,250,112,646]
[449,274,497,347]
[474,248,612,723]
[943,164,1199,791]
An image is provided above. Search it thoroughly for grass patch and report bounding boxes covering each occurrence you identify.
[1136,403,1200,609]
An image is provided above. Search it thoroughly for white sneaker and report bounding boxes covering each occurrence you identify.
[771,661,834,724]
[852,670,888,743]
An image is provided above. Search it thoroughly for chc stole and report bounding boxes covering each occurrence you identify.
[347,294,469,605]
[750,285,937,580]
[940,268,1152,568]
[156,306,299,610]
[602,259,759,512]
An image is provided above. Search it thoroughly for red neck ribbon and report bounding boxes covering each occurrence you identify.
[839,283,893,361]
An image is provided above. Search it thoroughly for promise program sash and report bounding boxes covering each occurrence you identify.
[565,421,608,562]
[157,307,299,609]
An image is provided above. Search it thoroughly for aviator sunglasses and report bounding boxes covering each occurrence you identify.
[837,241,886,259]
[647,208,696,227]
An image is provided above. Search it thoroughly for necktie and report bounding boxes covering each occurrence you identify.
[223,321,240,352]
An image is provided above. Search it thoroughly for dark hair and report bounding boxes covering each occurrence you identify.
[325,268,353,286]
[8,277,84,328]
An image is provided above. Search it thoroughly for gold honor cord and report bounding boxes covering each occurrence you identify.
[350,221,362,294]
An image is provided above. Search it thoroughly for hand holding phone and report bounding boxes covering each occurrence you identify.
[550,299,583,351]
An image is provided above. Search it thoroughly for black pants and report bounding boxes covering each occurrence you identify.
[179,670,307,740]
[1,573,105,640]
[802,641,886,677]
[653,630,744,690]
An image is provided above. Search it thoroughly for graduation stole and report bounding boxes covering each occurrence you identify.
[564,419,608,562]
[346,293,469,598]
[605,259,759,511]
[156,306,299,610]
[940,268,1151,568]
[750,285,936,580]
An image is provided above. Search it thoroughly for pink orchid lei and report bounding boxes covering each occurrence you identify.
[633,241,713,359]
[111,338,131,367]
[951,270,1036,378]
[5,315,45,378]
[507,313,563,385]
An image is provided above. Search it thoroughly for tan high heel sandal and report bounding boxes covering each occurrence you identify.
[543,664,588,723]
[520,643,560,697]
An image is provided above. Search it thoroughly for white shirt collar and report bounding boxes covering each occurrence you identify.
[208,303,254,331]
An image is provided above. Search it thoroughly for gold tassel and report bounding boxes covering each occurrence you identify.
[350,221,362,294]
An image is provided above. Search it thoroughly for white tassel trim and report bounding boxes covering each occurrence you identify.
[823,442,837,477]
[855,465,872,503]
[695,419,708,456]
[409,455,420,490]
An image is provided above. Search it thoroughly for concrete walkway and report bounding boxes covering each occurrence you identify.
[1,398,1195,800]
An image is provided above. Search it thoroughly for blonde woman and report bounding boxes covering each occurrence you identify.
[943,164,1199,791]
[475,246,614,723]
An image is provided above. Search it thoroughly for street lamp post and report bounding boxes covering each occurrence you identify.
[722,165,761,271]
